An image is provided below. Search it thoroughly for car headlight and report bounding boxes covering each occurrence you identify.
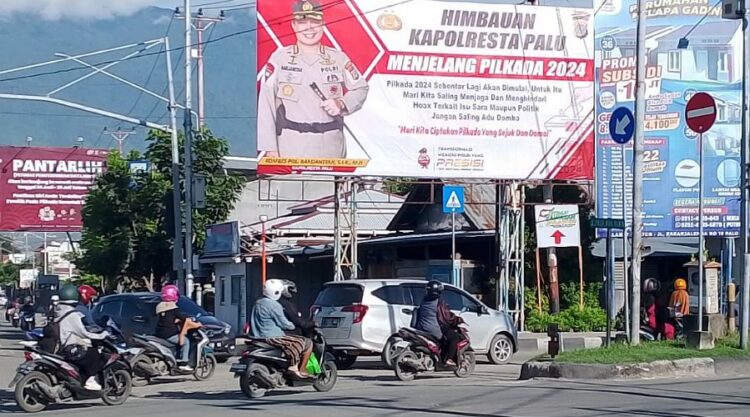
[223,326,230,336]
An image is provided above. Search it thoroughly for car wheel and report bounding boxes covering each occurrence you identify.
[334,353,357,370]
[487,334,514,365]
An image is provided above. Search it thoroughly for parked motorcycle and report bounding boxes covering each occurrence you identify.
[10,338,133,413]
[130,328,216,386]
[231,329,337,399]
[393,325,475,381]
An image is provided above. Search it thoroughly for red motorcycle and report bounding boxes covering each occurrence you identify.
[393,325,475,382]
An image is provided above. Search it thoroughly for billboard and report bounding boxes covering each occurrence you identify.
[256,0,595,180]
[0,147,108,232]
[594,0,742,238]
[203,221,241,258]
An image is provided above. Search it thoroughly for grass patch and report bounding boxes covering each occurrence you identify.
[553,334,750,364]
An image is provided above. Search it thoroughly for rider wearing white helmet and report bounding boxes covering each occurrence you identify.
[251,279,313,378]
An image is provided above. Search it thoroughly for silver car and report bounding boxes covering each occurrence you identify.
[311,279,517,368]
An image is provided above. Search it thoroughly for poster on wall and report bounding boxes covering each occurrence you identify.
[256,0,595,180]
[594,0,742,237]
[0,147,108,232]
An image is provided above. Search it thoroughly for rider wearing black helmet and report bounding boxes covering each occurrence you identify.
[414,280,463,366]
[279,280,315,338]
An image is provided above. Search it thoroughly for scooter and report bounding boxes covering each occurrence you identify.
[393,325,475,382]
[20,312,35,332]
[10,338,133,413]
[230,329,337,399]
[130,328,216,386]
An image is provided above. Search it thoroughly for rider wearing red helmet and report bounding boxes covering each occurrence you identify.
[155,284,201,371]
[75,285,99,326]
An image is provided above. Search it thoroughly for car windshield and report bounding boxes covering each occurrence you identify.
[143,296,208,318]
[314,285,363,307]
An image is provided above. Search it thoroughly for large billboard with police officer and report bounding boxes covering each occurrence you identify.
[256,0,595,180]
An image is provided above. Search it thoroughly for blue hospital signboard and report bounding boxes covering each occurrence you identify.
[594,0,742,237]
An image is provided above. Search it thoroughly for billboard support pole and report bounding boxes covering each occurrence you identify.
[741,6,750,349]
[630,0,648,346]
[165,36,185,287]
[543,184,559,314]
[183,0,195,299]
[621,142,631,341]
[606,227,612,347]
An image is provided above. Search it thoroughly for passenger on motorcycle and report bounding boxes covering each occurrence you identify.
[251,279,313,378]
[155,284,201,371]
[414,280,463,367]
[669,278,690,317]
[279,280,315,338]
[76,285,98,326]
[20,296,35,316]
[56,285,109,391]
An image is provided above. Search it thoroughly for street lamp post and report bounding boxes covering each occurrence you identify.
[259,215,268,285]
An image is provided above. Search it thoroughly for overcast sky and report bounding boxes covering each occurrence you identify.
[0,0,592,20]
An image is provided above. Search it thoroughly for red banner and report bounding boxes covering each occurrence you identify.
[0,147,108,231]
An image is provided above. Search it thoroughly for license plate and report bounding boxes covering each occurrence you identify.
[213,342,222,348]
[321,317,340,328]
[230,363,247,374]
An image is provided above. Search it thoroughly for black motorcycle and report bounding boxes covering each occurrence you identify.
[393,325,475,382]
[19,311,35,332]
[230,329,337,399]
[10,338,133,413]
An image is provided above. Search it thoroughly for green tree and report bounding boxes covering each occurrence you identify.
[77,127,244,291]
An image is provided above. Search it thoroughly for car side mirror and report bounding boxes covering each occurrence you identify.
[132,315,146,323]
[479,306,489,316]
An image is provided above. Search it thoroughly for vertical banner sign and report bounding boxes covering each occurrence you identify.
[0,147,108,231]
[594,0,742,237]
[257,0,595,179]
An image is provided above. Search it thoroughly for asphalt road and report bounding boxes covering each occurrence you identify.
[1,321,749,416]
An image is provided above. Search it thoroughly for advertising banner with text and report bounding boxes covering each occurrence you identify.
[594,0,742,237]
[0,147,108,232]
[257,0,594,179]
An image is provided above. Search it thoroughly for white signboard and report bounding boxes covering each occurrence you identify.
[19,268,38,289]
[534,204,581,248]
[256,1,594,180]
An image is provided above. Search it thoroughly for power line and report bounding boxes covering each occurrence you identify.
[199,1,255,10]
[0,0,407,84]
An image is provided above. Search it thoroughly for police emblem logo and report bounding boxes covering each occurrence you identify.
[572,11,590,39]
[377,11,402,31]
[344,61,360,81]
[417,148,430,168]
[326,74,340,83]
[302,1,313,11]
[282,85,295,97]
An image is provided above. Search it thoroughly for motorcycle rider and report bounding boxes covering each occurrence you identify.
[414,280,463,367]
[155,284,201,371]
[56,285,108,391]
[279,280,315,338]
[20,296,35,317]
[251,279,313,378]
[669,278,690,317]
[76,285,98,326]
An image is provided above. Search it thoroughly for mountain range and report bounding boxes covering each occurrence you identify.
[0,6,257,155]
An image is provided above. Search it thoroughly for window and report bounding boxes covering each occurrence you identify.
[120,302,143,319]
[98,301,122,319]
[668,51,681,72]
[314,284,363,307]
[718,51,729,73]
[372,285,409,305]
[443,289,481,312]
[231,275,242,305]
[718,104,727,122]
[220,277,226,306]
[404,284,427,306]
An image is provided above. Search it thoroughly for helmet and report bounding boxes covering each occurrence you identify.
[263,279,285,301]
[426,280,444,296]
[161,284,180,302]
[674,278,687,290]
[643,278,661,294]
[78,285,98,305]
[59,285,80,304]
[281,280,297,299]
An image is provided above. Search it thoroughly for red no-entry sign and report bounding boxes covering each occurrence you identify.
[685,92,717,134]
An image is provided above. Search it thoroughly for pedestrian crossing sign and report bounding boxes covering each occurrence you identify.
[442,186,465,213]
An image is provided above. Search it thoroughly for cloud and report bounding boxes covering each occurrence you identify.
[0,0,176,20]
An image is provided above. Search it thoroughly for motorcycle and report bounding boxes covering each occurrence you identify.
[230,329,337,399]
[10,337,133,413]
[129,328,216,386]
[20,312,35,332]
[9,307,20,327]
[393,325,475,382]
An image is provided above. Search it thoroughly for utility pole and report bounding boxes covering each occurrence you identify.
[630,0,648,345]
[176,8,223,127]
[103,127,136,154]
[183,0,195,299]
[165,36,185,287]
[544,183,560,313]
[740,3,750,349]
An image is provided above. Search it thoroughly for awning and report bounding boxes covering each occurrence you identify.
[360,230,495,246]
[591,238,699,258]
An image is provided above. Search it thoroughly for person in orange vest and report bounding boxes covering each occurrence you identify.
[669,278,690,318]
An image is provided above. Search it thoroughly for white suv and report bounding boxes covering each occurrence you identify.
[311,279,517,368]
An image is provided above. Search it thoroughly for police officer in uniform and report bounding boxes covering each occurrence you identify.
[258,0,369,159]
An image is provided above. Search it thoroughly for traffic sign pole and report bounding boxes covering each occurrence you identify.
[621,142,631,341]
[605,226,612,347]
[452,209,457,287]
[699,132,704,332]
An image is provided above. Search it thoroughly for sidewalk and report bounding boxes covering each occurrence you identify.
[518,332,610,353]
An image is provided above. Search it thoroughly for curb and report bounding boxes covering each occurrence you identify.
[519,356,743,380]
[518,336,605,353]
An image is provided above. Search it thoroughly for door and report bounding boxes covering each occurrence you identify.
[443,288,492,350]
[370,284,413,337]
[120,300,150,334]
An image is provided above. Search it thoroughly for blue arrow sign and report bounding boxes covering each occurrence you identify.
[442,186,465,214]
[609,107,635,145]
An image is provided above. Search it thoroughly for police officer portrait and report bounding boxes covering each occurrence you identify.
[258,0,369,159]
